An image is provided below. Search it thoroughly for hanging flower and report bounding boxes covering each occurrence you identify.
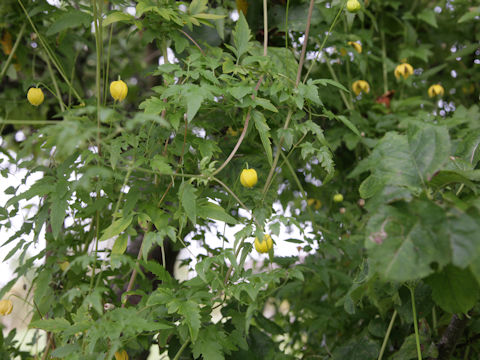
[0,299,13,316]
[348,41,362,54]
[352,80,370,96]
[27,87,45,106]
[428,84,445,98]
[110,80,128,102]
[394,63,414,80]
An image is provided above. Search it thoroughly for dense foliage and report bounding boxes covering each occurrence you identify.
[1,0,480,359]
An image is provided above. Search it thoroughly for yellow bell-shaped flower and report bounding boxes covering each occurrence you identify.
[347,41,362,54]
[240,168,258,188]
[110,80,128,102]
[394,63,414,80]
[254,234,273,254]
[352,80,370,96]
[0,299,13,316]
[27,87,44,106]
[114,350,129,360]
[428,84,445,98]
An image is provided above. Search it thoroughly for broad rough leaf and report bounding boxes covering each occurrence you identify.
[426,265,480,314]
[46,10,92,36]
[366,201,450,282]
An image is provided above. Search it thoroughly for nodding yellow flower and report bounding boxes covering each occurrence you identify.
[236,0,248,15]
[227,127,239,137]
[114,350,129,360]
[394,63,414,80]
[254,234,273,254]
[352,80,370,96]
[240,168,258,188]
[428,84,445,98]
[346,0,361,13]
[0,299,13,316]
[59,261,69,272]
[110,80,128,102]
[27,87,45,106]
[307,198,322,210]
[347,41,362,54]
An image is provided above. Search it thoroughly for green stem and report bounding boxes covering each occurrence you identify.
[303,0,347,83]
[0,23,25,81]
[378,310,397,360]
[103,24,114,105]
[263,0,268,56]
[285,0,290,49]
[173,339,191,360]
[380,24,388,94]
[44,52,66,112]
[325,59,353,110]
[410,286,423,360]
[92,0,102,155]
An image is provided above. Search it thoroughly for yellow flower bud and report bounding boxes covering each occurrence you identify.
[347,41,362,54]
[394,63,414,80]
[333,193,344,203]
[59,261,69,272]
[0,299,13,316]
[114,350,129,360]
[254,234,273,254]
[227,127,239,137]
[240,168,258,188]
[27,87,44,106]
[346,0,361,13]
[236,0,248,15]
[428,84,445,98]
[110,80,128,102]
[307,198,322,210]
[352,80,370,96]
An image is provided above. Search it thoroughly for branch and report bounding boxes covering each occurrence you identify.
[435,314,469,360]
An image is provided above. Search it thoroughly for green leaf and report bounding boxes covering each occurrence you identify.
[189,0,208,15]
[254,98,278,113]
[458,7,480,23]
[50,179,70,240]
[426,265,480,313]
[228,86,251,100]
[192,325,226,360]
[103,11,135,26]
[184,85,204,122]
[142,232,164,260]
[197,201,238,224]
[417,9,437,28]
[178,300,201,342]
[151,155,173,174]
[336,115,361,136]
[179,182,197,225]
[366,201,451,282]
[111,233,128,255]
[30,318,71,332]
[99,215,133,242]
[252,111,273,166]
[46,10,92,36]
[233,13,252,60]
[446,210,480,268]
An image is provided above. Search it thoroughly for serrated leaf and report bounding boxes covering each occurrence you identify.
[111,233,128,255]
[417,9,437,28]
[198,202,238,224]
[192,325,225,360]
[103,11,135,26]
[142,232,164,260]
[50,179,70,239]
[178,300,201,342]
[46,10,92,36]
[179,182,197,225]
[254,98,278,113]
[99,215,133,242]
[30,318,70,332]
[252,111,273,166]
[233,12,251,59]
[151,155,173,174]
